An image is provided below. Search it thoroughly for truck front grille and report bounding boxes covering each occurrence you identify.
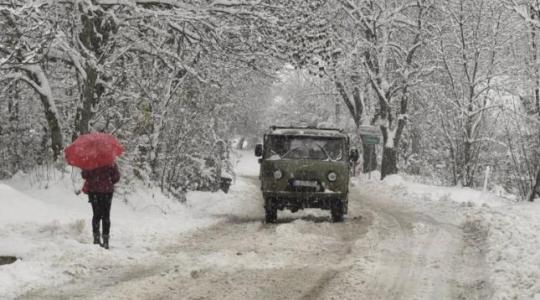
[287,179,323,192]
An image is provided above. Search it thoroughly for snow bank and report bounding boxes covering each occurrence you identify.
[467,203,540,300]
[0,184,68,224]
[0,165,258,299]
[381,174,406,186]
[354,170,382,182]
[356,174,540,299]
[187,178,264,221]
[356,174,507,207]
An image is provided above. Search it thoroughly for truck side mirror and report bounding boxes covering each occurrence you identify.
[255,144,263,157]
[350,148,359,162]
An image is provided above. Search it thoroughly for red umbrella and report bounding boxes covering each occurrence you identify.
[64,132,124,170]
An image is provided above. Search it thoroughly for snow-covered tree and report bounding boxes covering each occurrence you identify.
[432,0,517,187]
[334,0,435,179]
[0,2,64,160]
[504,0,540,199]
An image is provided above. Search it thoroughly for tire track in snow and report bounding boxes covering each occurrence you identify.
[87,213,373,300]
[314,182,493,300]
[450,218,493,300]
[18,207,373,300]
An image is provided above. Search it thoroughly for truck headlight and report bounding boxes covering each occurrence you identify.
[274,169,283,179]
[327,172,337,182]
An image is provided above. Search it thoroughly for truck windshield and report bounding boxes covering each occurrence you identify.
[267,136,345,161]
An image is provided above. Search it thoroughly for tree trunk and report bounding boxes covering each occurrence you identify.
[527,6,540,202]
[73,4,115,138]
[38,93,63,160]
[379,95,407,180]
[362,144,377,173]
[530,169,540,202]
[409,126,421,175]
[335,98,341,125]
[381,147,398,179]
[463,106,474,187]
[237,137,246,150]
[25,66,64,161]
[335,81,380,172]
[74,64,98,137]
[531,6,540,115]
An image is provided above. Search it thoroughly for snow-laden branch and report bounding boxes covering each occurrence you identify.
[94,0,186,7]
[336,0,375,36]
[507,1,540,28]
[1,64,60,117]
[1,72,42,93]
[467,137,508,148]
[126,43,208,84]
[210,0,262,7]
[503,105,540,125]
[379,115,399,148]
[167,22,202,42]
[0,47,16,67]
[334,81,357,123]
[54,40,87,79]
[363,61,390,109]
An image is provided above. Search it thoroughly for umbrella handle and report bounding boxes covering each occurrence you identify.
[70,167,81,195]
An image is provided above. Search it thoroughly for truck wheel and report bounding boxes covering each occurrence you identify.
[265,198,278,224]
[265,207,277,223]
[331,201,344,223]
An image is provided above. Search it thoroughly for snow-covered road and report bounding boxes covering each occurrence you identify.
[5,152,540,299]
[19,175,491,300]
[332,185,492,300]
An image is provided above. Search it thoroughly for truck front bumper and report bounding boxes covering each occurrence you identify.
[263,191,346,210]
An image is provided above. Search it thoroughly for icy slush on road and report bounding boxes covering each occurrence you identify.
[255,126,359,223]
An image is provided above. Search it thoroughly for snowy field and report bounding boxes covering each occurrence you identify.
[1,151,540,299]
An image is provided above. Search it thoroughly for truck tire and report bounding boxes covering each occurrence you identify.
[265,198,277,223]
[265,207,277,223]
[331,200,344,223]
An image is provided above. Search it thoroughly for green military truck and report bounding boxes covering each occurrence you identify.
[255,126,359,223]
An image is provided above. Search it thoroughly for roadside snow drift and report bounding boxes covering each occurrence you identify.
[357,174,540,300]
[0,159,262,299]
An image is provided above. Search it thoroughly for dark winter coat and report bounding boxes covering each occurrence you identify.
[82,164,120,194]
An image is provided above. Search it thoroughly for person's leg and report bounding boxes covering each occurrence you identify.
[100,193,113,249]
[89,193,101,244]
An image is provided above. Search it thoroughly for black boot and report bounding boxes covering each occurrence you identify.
[93,233,101,245]
[102,235,109,250]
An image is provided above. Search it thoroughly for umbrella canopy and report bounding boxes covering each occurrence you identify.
[64,132,124,170]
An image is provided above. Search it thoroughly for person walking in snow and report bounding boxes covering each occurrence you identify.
[81,163,120,249]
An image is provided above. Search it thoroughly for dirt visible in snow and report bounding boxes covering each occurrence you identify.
[0,256,17,266]
[21,210,373,299]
